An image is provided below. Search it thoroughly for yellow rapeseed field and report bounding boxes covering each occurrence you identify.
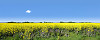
[0,23,100,35]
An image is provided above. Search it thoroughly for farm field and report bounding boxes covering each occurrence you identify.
[0,23,100,40]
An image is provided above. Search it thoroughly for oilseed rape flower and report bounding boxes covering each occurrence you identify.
[0,23,100,38]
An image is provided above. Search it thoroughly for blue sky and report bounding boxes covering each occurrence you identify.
[0,0,100,22]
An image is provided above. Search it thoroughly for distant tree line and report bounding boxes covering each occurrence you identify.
[44,21,53,23]
[79,22,91,23]
[7,21,92,23]
[7,21,34,23]
[60,21,76,23]
[60,21,91,23]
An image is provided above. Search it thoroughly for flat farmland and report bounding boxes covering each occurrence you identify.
[0,23,100,40]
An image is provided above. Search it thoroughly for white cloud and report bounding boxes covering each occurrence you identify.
[26,10,31,13]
